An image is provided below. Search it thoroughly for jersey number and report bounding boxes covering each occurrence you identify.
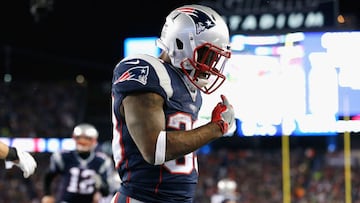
[67,167,97,194]
[164,113,198,174]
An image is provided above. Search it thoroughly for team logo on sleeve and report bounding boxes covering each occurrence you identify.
[177,7,215,35]
[114,66,149,85]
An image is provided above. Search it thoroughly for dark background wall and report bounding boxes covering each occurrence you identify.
[1,0,358,81]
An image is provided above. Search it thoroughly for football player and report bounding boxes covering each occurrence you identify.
[41,123,114,203]
[211,178,239,203]
[110,4,235,203]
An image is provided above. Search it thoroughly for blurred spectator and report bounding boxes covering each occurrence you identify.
[0,81,86,138]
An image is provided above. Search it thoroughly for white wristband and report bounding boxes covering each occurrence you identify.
[154,131,166,165]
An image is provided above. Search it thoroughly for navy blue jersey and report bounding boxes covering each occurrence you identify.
[111,54,203,203]
[48,150,113,203]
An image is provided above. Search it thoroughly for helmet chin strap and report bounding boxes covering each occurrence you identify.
[188,68,209,89]
[195,77,209,88]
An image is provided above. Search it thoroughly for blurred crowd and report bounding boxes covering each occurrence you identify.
[0,81,86,139]
[1,148,360,203]
[2,82,360,203]
[195,148,360,203]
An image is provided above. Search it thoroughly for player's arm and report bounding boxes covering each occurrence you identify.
[0,141,10,159]
[96,158,112,197]
[1,141,37,178]
[97,174,110,197]
[41,152,61,203]
[41,170,57,203]
[122,92,233,165]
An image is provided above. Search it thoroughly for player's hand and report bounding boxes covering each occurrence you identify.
[94,174,103,189]
[211,94,235,135]
[14,148,37,178]
[95,174,110,196]
[41,195,55,203]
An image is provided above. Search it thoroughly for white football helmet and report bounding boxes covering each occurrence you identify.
[217,178,237,195]
[72,123,98,152]
[156,4,231,94]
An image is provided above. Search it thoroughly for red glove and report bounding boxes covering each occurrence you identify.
[211,95,235,135]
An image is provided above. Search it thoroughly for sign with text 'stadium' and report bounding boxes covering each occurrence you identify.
[200,0,338,33]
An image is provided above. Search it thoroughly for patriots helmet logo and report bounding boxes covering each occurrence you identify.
[177,7,215,35]
[114,66,149,85]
